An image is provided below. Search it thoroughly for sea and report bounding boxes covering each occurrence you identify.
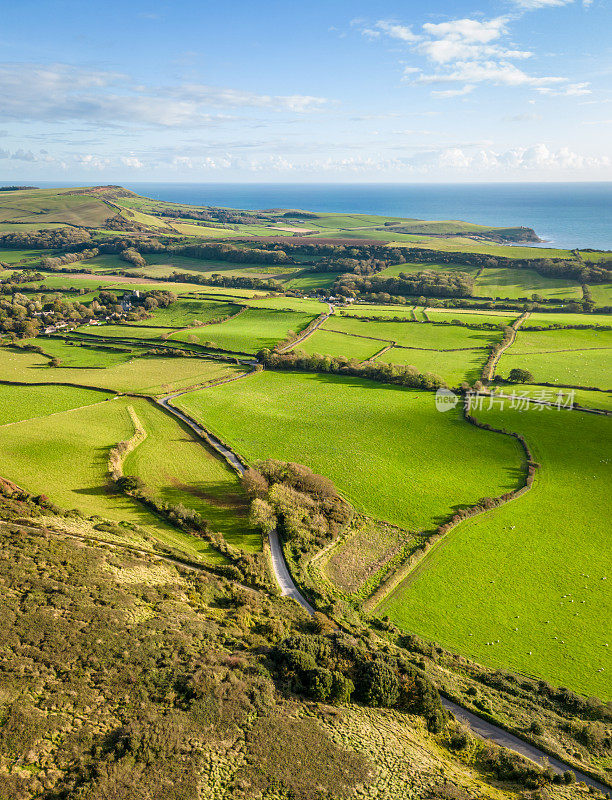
[15,181,612,251]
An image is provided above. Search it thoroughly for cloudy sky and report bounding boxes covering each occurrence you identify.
[1,0,610,182]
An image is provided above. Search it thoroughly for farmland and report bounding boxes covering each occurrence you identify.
[376,345,488,386]
[122,401,260,551]
[0,392,222,562]
[323,316,501,350]
[169,307,317,353]
[1,182,611,789]
[0,346,243,394]
[174,370,523,532]
[377,402,612,699]
[497,328,612,388]
[292,328,384,361]
[474,267,582,300]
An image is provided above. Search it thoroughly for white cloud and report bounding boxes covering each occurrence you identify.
[536,81,591,96]
[431,85,475,98]
[120,156,143,168]
[0,63,329,128]
[510,0,573,8]
[363,20,420,42]
[362,14,588,99]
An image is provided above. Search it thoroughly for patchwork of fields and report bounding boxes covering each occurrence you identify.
[377,403,612,699]
[0,188,610,710]
[174,370,523,533]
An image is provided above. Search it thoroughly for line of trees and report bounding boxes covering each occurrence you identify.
[257,348,444,390]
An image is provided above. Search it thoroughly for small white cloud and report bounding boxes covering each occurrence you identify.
[510,0,573,8]
[121,156,143,168]
[431,84,475,98]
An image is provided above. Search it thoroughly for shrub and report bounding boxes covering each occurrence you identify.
[360,661,400,708]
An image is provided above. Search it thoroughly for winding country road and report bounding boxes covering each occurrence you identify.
[155,363,610,793]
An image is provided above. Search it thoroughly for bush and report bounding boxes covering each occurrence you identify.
[307,667,333,702]
[530,720,544,736]
[360,661,400,708]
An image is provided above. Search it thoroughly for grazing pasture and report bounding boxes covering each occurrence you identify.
[34,338,138,367]
[498,328,612,388]
[0,396,222,562]
[522,312,612,329]
[0,346,242,395]
[292,329,384,361]
[585,283,612,308]
[376,346,487,387]
[496,385,612,412]
[498,348,612,389]
[0,383,109,426]
[174,370,523,533]
[123,402,260,551]
[379,261,479,278]
[474,267,582,300]
[377,403,612,699]
[170,308,317,353]
[130,299,242,328]
[323,316,501,350]
[425,309,518,327]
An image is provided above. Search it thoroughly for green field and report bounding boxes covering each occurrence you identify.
[498,348,612,389]
[75,324,178,340]
[122,401,260,551]
[323,316,500,350]
[376,346,486,387]
[35,338,139,367]
[174,371,523,533]
[498,328,612,388]
[0,393,222,562]
[286,270,341,290]
[292,329,384,361]
[586,283,612,308]
[380,261,479,278]
[0,187,114,228]
[509,328,612,353]
[474,267,582,300]
[496,385,612,412]
[341,303,417,319]
[523,311,612,328]
[0,383,110,426]
[170,308,316,353]
[426,309,519,327]
[0,346,242,395]
[377,403,612,698]
[131,299,242,328]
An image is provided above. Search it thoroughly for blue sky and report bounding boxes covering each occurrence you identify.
[0,0,610,181]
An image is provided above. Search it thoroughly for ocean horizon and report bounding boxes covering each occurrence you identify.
[10,181,612,251]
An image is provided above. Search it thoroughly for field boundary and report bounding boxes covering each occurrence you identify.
[481,310,530,382]
[364,391,536,612]
[107,405,147,481]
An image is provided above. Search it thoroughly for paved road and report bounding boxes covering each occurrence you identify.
[442,697,611,793]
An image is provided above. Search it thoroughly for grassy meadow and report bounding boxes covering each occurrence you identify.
[474,267,582,300]
[376,346,487,386]
[324,316,501,350]
[174,370,523,533]
[122,401,260,551]
[170,308,316,353]
[292,329,384,361]
[0,346,242,395]
[0,394,222,562]
[0,383,110,426]
[377,402,612,699]
[498,328,612,388]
